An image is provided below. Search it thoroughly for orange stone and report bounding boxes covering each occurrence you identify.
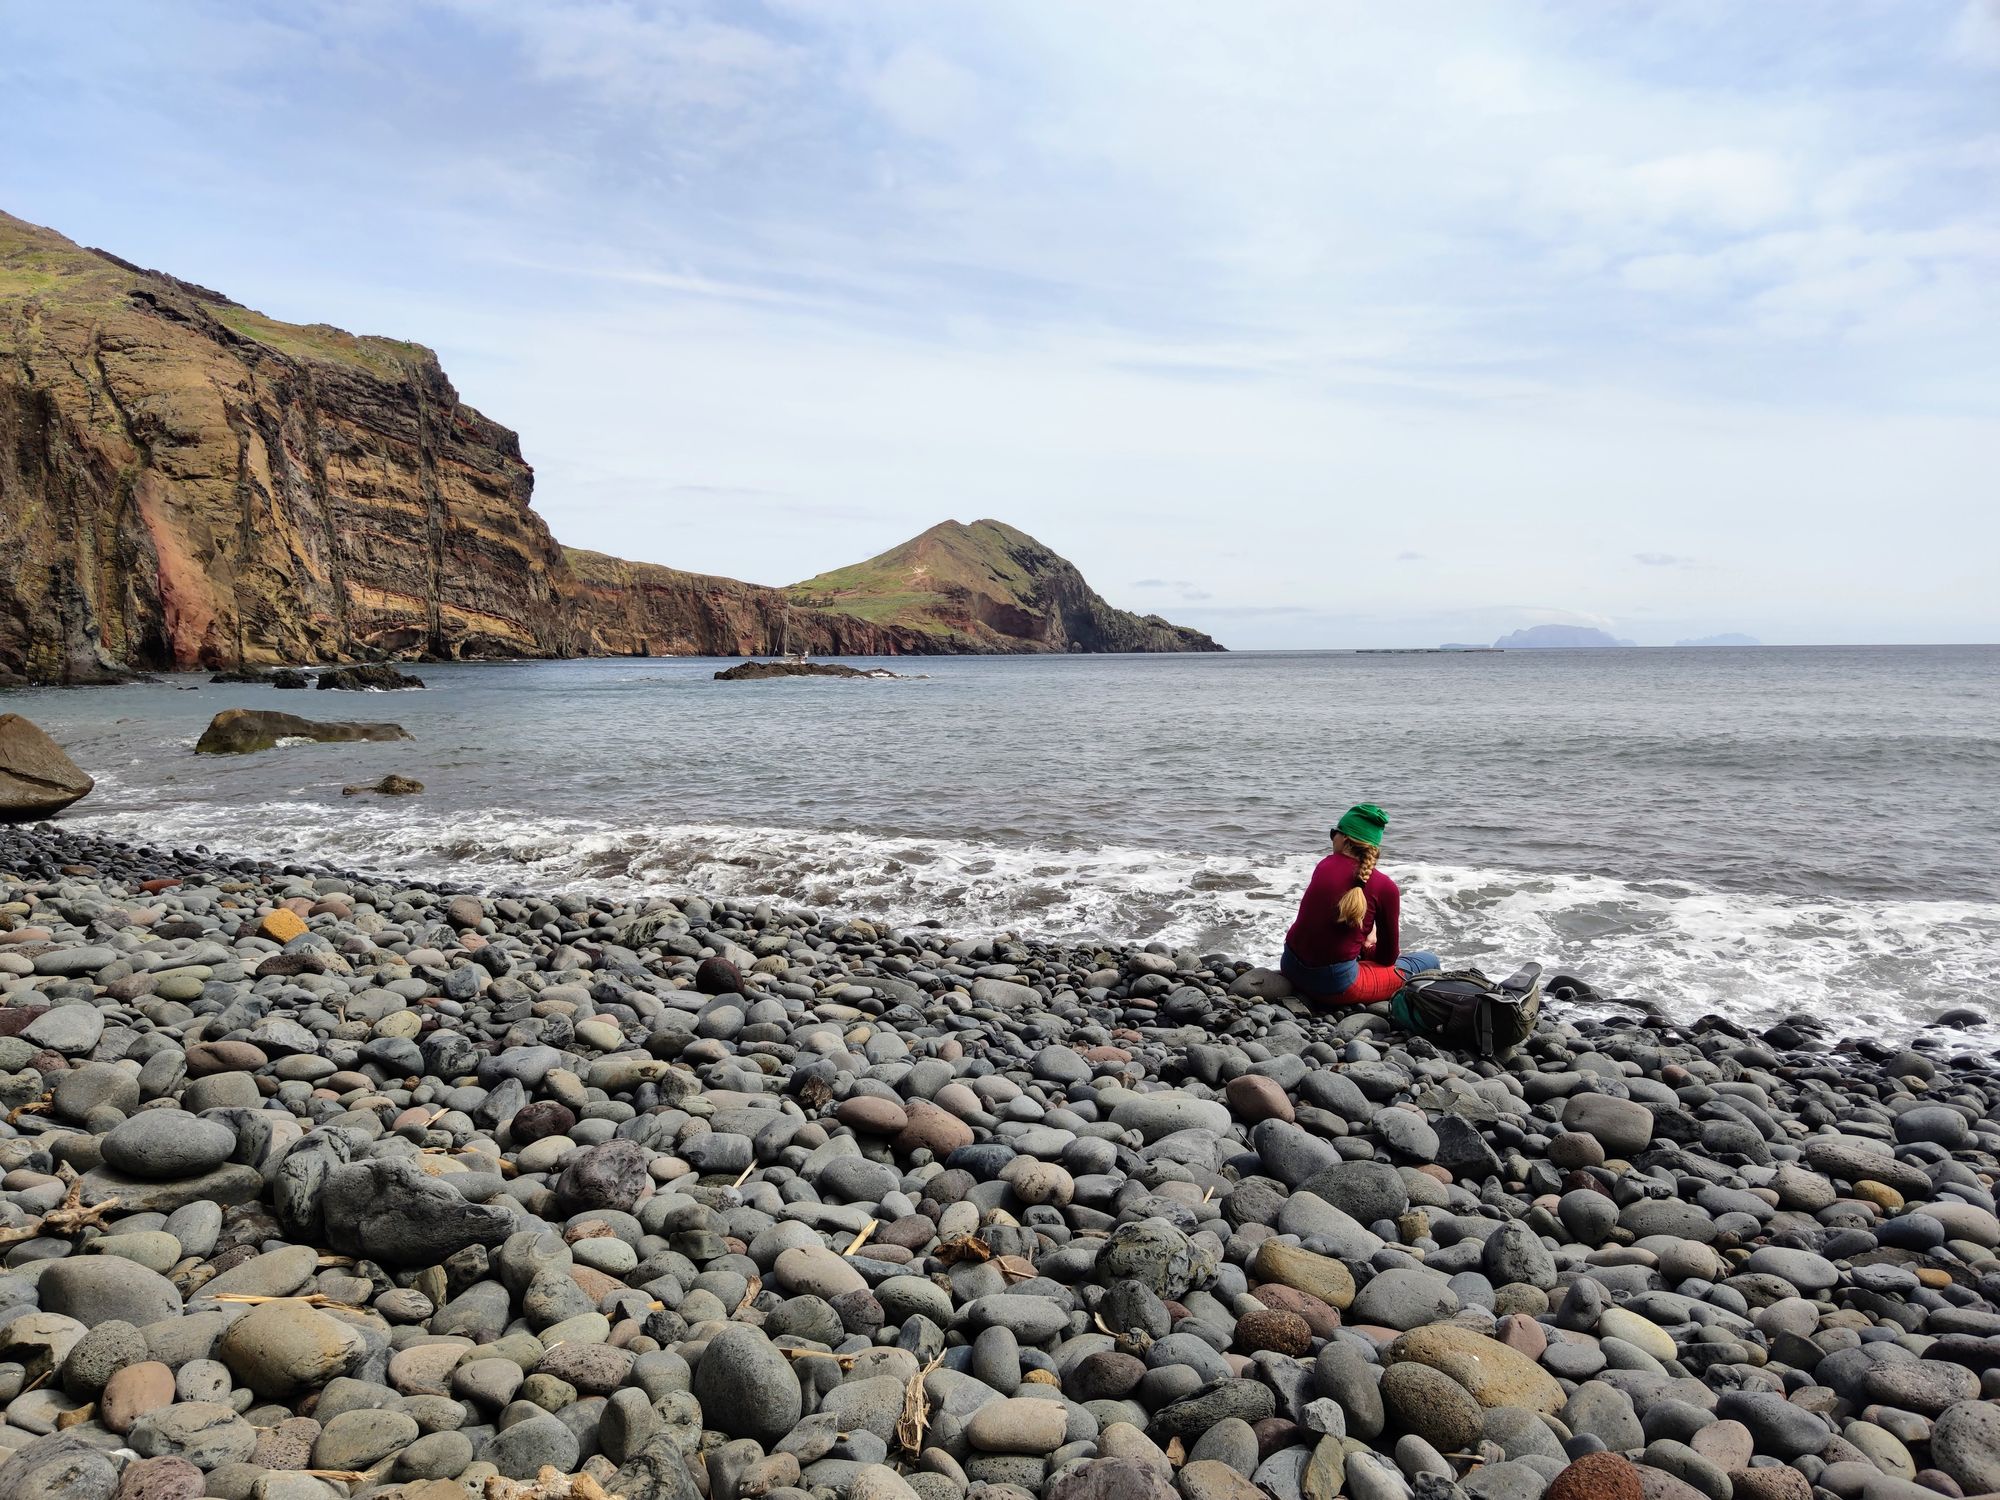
[258,908,308,943]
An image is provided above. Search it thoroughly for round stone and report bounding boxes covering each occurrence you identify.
[100,1110,237,1180]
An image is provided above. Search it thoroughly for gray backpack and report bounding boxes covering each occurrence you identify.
[1390,963,1542,1056]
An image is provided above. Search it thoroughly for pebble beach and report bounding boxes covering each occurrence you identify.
[1,822,1997,1500]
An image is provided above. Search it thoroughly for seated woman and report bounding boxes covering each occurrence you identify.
[1281,802,1440,1004]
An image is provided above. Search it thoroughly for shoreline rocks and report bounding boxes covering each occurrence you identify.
[193,709,414,755]
[0,821,1995,1500]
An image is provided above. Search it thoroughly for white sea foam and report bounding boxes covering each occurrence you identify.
[68,801,2000,1043]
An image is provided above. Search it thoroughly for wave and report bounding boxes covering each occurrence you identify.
[66,801,2000,1045]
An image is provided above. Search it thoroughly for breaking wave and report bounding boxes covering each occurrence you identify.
[69,801,2000,1044]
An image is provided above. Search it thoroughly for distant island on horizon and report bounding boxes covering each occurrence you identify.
[1492,624,1638,649]
[1430,627,1764,650]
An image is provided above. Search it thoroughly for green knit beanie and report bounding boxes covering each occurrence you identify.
[1335,803,1388,848]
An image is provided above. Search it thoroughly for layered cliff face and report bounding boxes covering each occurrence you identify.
[0,211,1221,681]
[562,550,935,658]
[0,211,573,680]
[789,520,1223,653]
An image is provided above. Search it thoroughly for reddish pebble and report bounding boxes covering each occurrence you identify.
[184,1040,267,1076]
[837,1096,909,1134]
[1235,1308,1312,1356]
[512,1100,576,1144]
[100,1360,175,1434]
[894,1098,973,1156]
[1249,1282,1341,1338]
[117,1455,204,1500]
[1548,1453,1644,1500]
[1225,1074,1295,1124]
[1497,1312,1547,1359]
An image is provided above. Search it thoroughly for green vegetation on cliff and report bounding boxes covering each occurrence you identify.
[789,520,1221,654]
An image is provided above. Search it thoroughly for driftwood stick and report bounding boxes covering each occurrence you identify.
[895,1351,947,1459]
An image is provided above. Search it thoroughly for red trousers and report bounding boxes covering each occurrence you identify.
[1323,961,1408,1005]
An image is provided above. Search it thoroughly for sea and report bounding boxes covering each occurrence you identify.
[13,646,1998,1045]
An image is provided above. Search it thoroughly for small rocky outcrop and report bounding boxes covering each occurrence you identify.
[314,664,425,691]
[341,774,424,796]
[0,714,93,820]
[713,660,901,681]
[193,709,412,756]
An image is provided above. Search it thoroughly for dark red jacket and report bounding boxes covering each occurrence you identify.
[1284,850,1401,967]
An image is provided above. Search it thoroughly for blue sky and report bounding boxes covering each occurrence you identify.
[4,1,1996,646]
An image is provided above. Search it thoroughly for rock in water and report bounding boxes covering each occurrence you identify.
[0,714,94,820]
[194,709,413,754]
[342,774,425,796]
[714,660,885,681]
[314,664,425,690]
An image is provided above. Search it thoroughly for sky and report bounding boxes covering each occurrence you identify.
[3,1,1996,647]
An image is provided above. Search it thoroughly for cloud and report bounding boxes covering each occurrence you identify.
[1634,552,1697,568]
[1,2,1994,645]
[1397,550,1424,562]
[1949,0,2000,67]
[1132,577,1212,603]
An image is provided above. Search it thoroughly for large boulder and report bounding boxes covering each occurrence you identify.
[0,715,93,821]
[313,1157,513,1265]
[194,709,412,755]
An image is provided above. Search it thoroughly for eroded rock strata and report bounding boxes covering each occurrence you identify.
[0,211,1220,683]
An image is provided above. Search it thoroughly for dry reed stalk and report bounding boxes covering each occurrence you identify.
[895,1352,947,1459]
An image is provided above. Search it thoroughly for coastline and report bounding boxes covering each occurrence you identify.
[1,820,1998,1499]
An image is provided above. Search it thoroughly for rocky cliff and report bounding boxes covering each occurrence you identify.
[789,520,1222,653]
[562,550,937,658]
[0,211,1219,681]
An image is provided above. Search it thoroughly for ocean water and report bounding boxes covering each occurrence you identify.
[12,646,1999,1042]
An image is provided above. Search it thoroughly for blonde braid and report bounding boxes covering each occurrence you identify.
[1335,836,1379,927]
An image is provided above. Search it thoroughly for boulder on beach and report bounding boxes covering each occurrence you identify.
[193,708,412,755]
[0,713,94,821]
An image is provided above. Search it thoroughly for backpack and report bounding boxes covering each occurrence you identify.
[1390,963,1543,1056]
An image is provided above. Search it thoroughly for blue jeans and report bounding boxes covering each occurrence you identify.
[1280,945,1440,1000]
